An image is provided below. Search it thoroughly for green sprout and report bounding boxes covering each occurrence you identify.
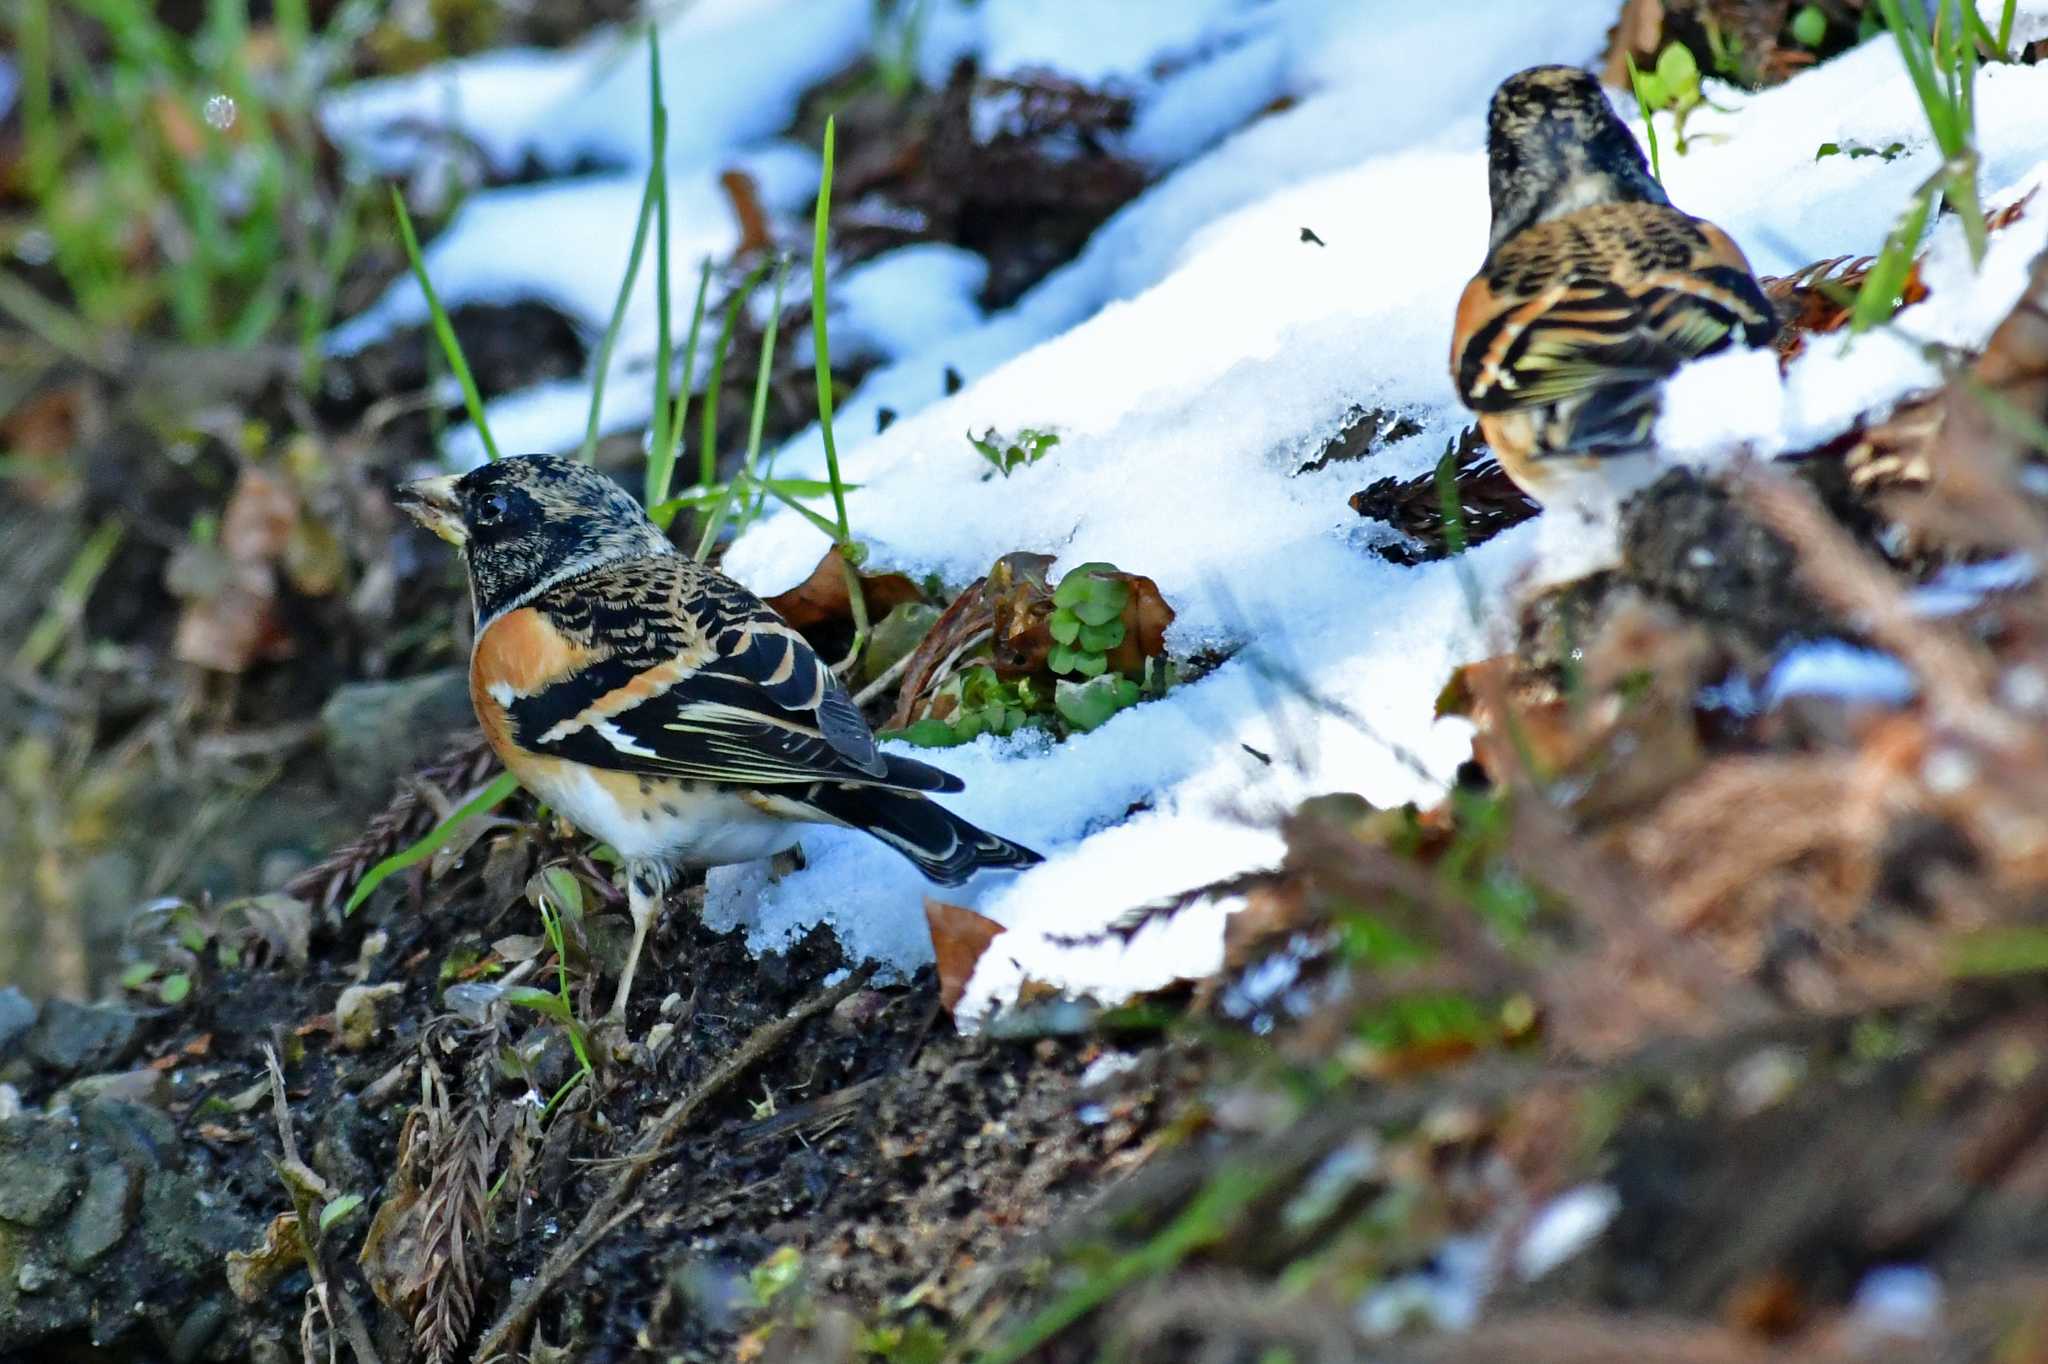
[970,427,1061,478]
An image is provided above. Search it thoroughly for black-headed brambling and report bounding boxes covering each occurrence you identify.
[395,454,1041,1019]
[1451,65,1778,507]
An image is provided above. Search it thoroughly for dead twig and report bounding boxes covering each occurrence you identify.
[468,965,875,1361]
[1734,464,2008,743]
[264,1044,386,1364]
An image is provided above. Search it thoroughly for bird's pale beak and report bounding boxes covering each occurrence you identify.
[393,474,467,546]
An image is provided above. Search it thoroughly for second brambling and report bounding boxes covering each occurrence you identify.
[1451,65,1778,509]
[396,455,1041,1020]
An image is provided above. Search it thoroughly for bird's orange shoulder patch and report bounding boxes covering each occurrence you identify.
[1451,271,1501,375]
[470,607,592,759]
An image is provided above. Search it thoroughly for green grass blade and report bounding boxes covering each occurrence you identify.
[753,478,850,541]
[14,516,125,674]
[696,257,772,501]
[389,186,502,461]
[697,258,791,559]
[651,260,713,526]
[811,116,852,541]
[1625,53,1664,183]
[585,153,663,463]
[343,772,520,916]
[646,32,676,493]
[1851,183,1936,331]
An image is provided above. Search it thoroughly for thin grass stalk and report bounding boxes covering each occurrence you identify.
[697,258,790,559]
[1624,54,1663,183]
[811,116,852,541]
[390,186,502,460]
[584,155,662,463]
[810,116,869,666]
[695,257,772,502]
[646,33,675,490]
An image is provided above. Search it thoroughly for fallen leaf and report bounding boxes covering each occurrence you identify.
[765,545,925,633]
[986,552,1057,677]
[720,168,775,256]
[220,467,298,563]
[226,1212,306,1303]
[171,466,300,672]
[1102,570,1174,675]
[926,898,1005,1015]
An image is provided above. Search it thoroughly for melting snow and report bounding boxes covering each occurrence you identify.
[327,1,2048,1006]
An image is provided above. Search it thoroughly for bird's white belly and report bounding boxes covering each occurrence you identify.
[529,766,804,867]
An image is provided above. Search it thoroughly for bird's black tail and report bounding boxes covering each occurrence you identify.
[800,784,1041,885]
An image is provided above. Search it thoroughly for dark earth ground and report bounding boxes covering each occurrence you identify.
[7,2,2048,1361]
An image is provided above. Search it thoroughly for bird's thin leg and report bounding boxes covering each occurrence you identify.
[609,861,663,1022]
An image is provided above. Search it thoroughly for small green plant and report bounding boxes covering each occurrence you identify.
[502,867,596,1116]
[1815,140,1907,162]
[121,891,312,1004]
[892,558,1174,747]
[1790,3,1830,48]
[896,666,1043,747]
[1624,42,1719,159]
[970,427,1060,477]
[1048,562,1130,678]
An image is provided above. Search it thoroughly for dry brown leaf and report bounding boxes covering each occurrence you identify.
[764,545,925,632]
[720,168,775,256]
[986,551,1057,677]
[1103,570,1175,675]
[926,898,1006,1015]
[225,1211,307,1303]
[172,466,301,672]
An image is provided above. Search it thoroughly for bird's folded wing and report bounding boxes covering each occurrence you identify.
[1455,217,1777,417]
[488,560,888,788]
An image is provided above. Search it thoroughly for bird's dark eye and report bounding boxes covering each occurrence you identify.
[475,491,510,524]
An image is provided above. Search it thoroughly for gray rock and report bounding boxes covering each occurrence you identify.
[14,1258,59,1294]
[64,1162,138,1268]
[54,1067,171,1112]
[0,1120,81,1225]
[27,1000,145,1076]
[169,1295,230,1364]
[320,668,474,799]
[82,1098,183,1173]
[0,987,36,1056]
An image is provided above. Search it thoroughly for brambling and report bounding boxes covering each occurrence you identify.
[1451,64,1777,508]
[395,455,1041,1019]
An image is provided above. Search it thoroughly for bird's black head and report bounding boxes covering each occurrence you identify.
[395,454,673,626]
[1484,64,1667,255]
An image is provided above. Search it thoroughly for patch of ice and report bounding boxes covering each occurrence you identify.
[1850,1264,1942,1338]
[1078,1050,1141,1088]
[1763,641,1918,709]
[1909,553,2038,616]
[1357,1234,1492,1337]
[1515,1184,1621,1281]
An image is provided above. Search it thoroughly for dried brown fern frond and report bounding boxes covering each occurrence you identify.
[282,733,496,912]
[408,1097,501,1364]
